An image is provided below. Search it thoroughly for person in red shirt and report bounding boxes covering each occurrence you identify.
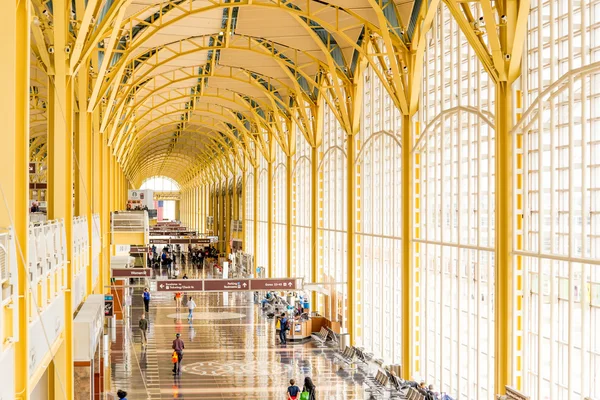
[172,333,185,375]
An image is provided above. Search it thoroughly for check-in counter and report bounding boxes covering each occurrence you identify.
[288,318,313,341]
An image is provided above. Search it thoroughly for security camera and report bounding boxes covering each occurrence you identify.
[42,9,49,17]
[501,15,507,23]
[505,54,511,60]
[479,16,484,21]
[403,66,408,71]
[65,45,71,54]
[48,46,54,54]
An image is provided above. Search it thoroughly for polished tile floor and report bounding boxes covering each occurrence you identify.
[108,264,368,399]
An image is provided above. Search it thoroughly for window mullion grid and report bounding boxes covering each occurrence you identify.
[438,12,445,390]
[580,26,590,394]
[466,36,474,399]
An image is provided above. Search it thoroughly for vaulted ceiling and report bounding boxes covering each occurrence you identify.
[30,0,426,187]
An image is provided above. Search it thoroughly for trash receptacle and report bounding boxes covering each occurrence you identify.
[339,333,351,351]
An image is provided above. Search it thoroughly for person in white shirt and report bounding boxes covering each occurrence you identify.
[187,297,197,321]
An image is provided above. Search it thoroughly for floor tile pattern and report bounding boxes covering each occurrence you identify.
[107,265,368,399]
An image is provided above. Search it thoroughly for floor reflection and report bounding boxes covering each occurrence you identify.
[108,264,366,399]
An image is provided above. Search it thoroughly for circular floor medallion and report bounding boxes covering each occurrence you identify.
[165,311,246,320]
[181,360,293,377]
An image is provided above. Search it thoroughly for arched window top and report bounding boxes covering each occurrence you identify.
[139,176,180,191]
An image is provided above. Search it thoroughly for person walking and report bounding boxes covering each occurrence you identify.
[175,292,183,310]
[139,313,148,347]
[287,379,301,400]
[301,377,316,400]
[279,313,288,345]
[142,288,151,312]
[187,297,197,322]
[172,333,185,375]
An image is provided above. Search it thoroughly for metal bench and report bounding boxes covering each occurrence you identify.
[325,326,339,346]
[335,345,357,365]
[310,327,329,346]
[354,347,374,365]
[407,387,427,400]
[366,369,389,390]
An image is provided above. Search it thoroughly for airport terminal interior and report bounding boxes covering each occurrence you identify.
[0,0,599,399]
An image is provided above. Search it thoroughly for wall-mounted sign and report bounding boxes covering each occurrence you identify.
[149,237,209,244]
[250,278,297,290]
[104,295,114,317]
[157,280,203,292]
[111,268,152,278]
[204,279,249,292]
[154,278,301,293]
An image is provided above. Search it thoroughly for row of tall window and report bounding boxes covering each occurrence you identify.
[232,1,600,398]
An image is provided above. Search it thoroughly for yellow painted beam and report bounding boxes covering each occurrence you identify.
[102,133,110,289]
[226,179,232,252]
[286,153,293,278]
[267,154,274,278]
[494,81,515,396]
[253,162,259,272]
[346,132,357,342]
[48,0,74,396]
[310,145,319,308]
[92,106,103,294]
[402,114,416,380]
[0,1,30,397]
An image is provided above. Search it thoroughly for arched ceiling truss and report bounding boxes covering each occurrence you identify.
[31,0,444,188]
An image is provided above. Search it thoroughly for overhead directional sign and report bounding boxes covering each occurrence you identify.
[204,279,250,292]
[111,268,152,278]
[155,278,301,292]
[251,278,297,290]
[149,237,209,244]
[157,280,203,292]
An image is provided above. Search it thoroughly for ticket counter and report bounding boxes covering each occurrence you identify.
[288,318,313,341]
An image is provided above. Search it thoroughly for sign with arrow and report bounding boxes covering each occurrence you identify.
[203,279,250,292]
[250,279,297,290]
[157,280,204,292]
[154,278,301,293]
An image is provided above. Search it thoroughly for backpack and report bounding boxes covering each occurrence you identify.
[300,390,311,400]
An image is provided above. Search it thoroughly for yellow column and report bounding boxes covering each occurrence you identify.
[253,166,259,272]
[232,175,238,240]
[226,180,232,252]
[198,185,203,233]
[346,132,356,342]
[110,155,115,214]
[200,183,208,233]
[267,154,274,278]
[102,135,110,288]
[48,0,74,395]
[220,182,226,253]
[92,118,102,294]
[402,114,416,379]
[213,183,219,237]
[0,1,30,397]
[76,66,93,296]
[286,154,293,278]
[241,167,247,250]
[195,186,200,232]
[495,82,514,393]
[310,145,319,306]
